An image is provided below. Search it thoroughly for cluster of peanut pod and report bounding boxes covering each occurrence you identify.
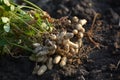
[30,16,87,76]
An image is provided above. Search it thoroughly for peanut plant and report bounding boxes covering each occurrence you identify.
[0,0,53,55]
[0,0,88,76]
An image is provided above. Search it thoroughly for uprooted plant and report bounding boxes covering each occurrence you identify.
[0,0,100,76]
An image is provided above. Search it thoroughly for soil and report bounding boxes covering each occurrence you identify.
[0,0,120,80]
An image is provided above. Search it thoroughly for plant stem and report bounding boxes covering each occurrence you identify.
[20,5,38,10]
[23,0,44,14]
[8,42,33,52]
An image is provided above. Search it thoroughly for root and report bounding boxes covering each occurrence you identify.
[85,13,102,49]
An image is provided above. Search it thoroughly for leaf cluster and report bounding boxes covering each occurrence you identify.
[0,0,54,55]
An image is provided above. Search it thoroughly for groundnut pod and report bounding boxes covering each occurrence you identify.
[78,32,84,38]
[47,57,53,70]
[36,50,49,56]
[32,65,40,74]
[60,57,67,67]
[33,43,40,48]
[68,40,79,49]
[76,24,85,32]
[73,29,78,34]
[76,24,83,30]
[79,19,87,26]
[37,65,47,76]
[72,16,79,23]
[64,33,74,39]
[81,27,85,33]
[67,20,71,24]
[64,44,70,53]
[59,30,67,39]
[29,55,37,61]
[49,49,56,55]
[63,39,78,49]
[75,48,79,54]
[34,46,42,53]
[70,47,78,54]
[50,34,57,40]
[78,39,83,47]
[57,40,62,44]
[53,55,61,64]
[70,47,75,53]
[42,56,48,63]
[37,55,48,63]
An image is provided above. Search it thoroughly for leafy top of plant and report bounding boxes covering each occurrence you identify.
[0,0,54,55]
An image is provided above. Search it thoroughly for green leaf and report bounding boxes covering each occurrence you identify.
[3,23,10,32]
[0,0,3,4]
[41,22,48,30]
[3,0,10,6]
[1,17,9,23]
[25,30,35,36]
[10,5,15,11]
[0,39,8,46]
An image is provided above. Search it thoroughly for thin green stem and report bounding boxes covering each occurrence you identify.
[19,5,37,10]
[23,0,43,14]
[9,12,40,33]
[8,42,33,52]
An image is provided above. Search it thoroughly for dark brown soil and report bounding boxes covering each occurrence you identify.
[0,0,120,80]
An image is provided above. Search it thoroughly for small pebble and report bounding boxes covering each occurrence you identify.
[109,64,116,70]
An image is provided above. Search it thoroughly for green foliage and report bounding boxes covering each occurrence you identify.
[3,23,10,32]
[0,0,54,55]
